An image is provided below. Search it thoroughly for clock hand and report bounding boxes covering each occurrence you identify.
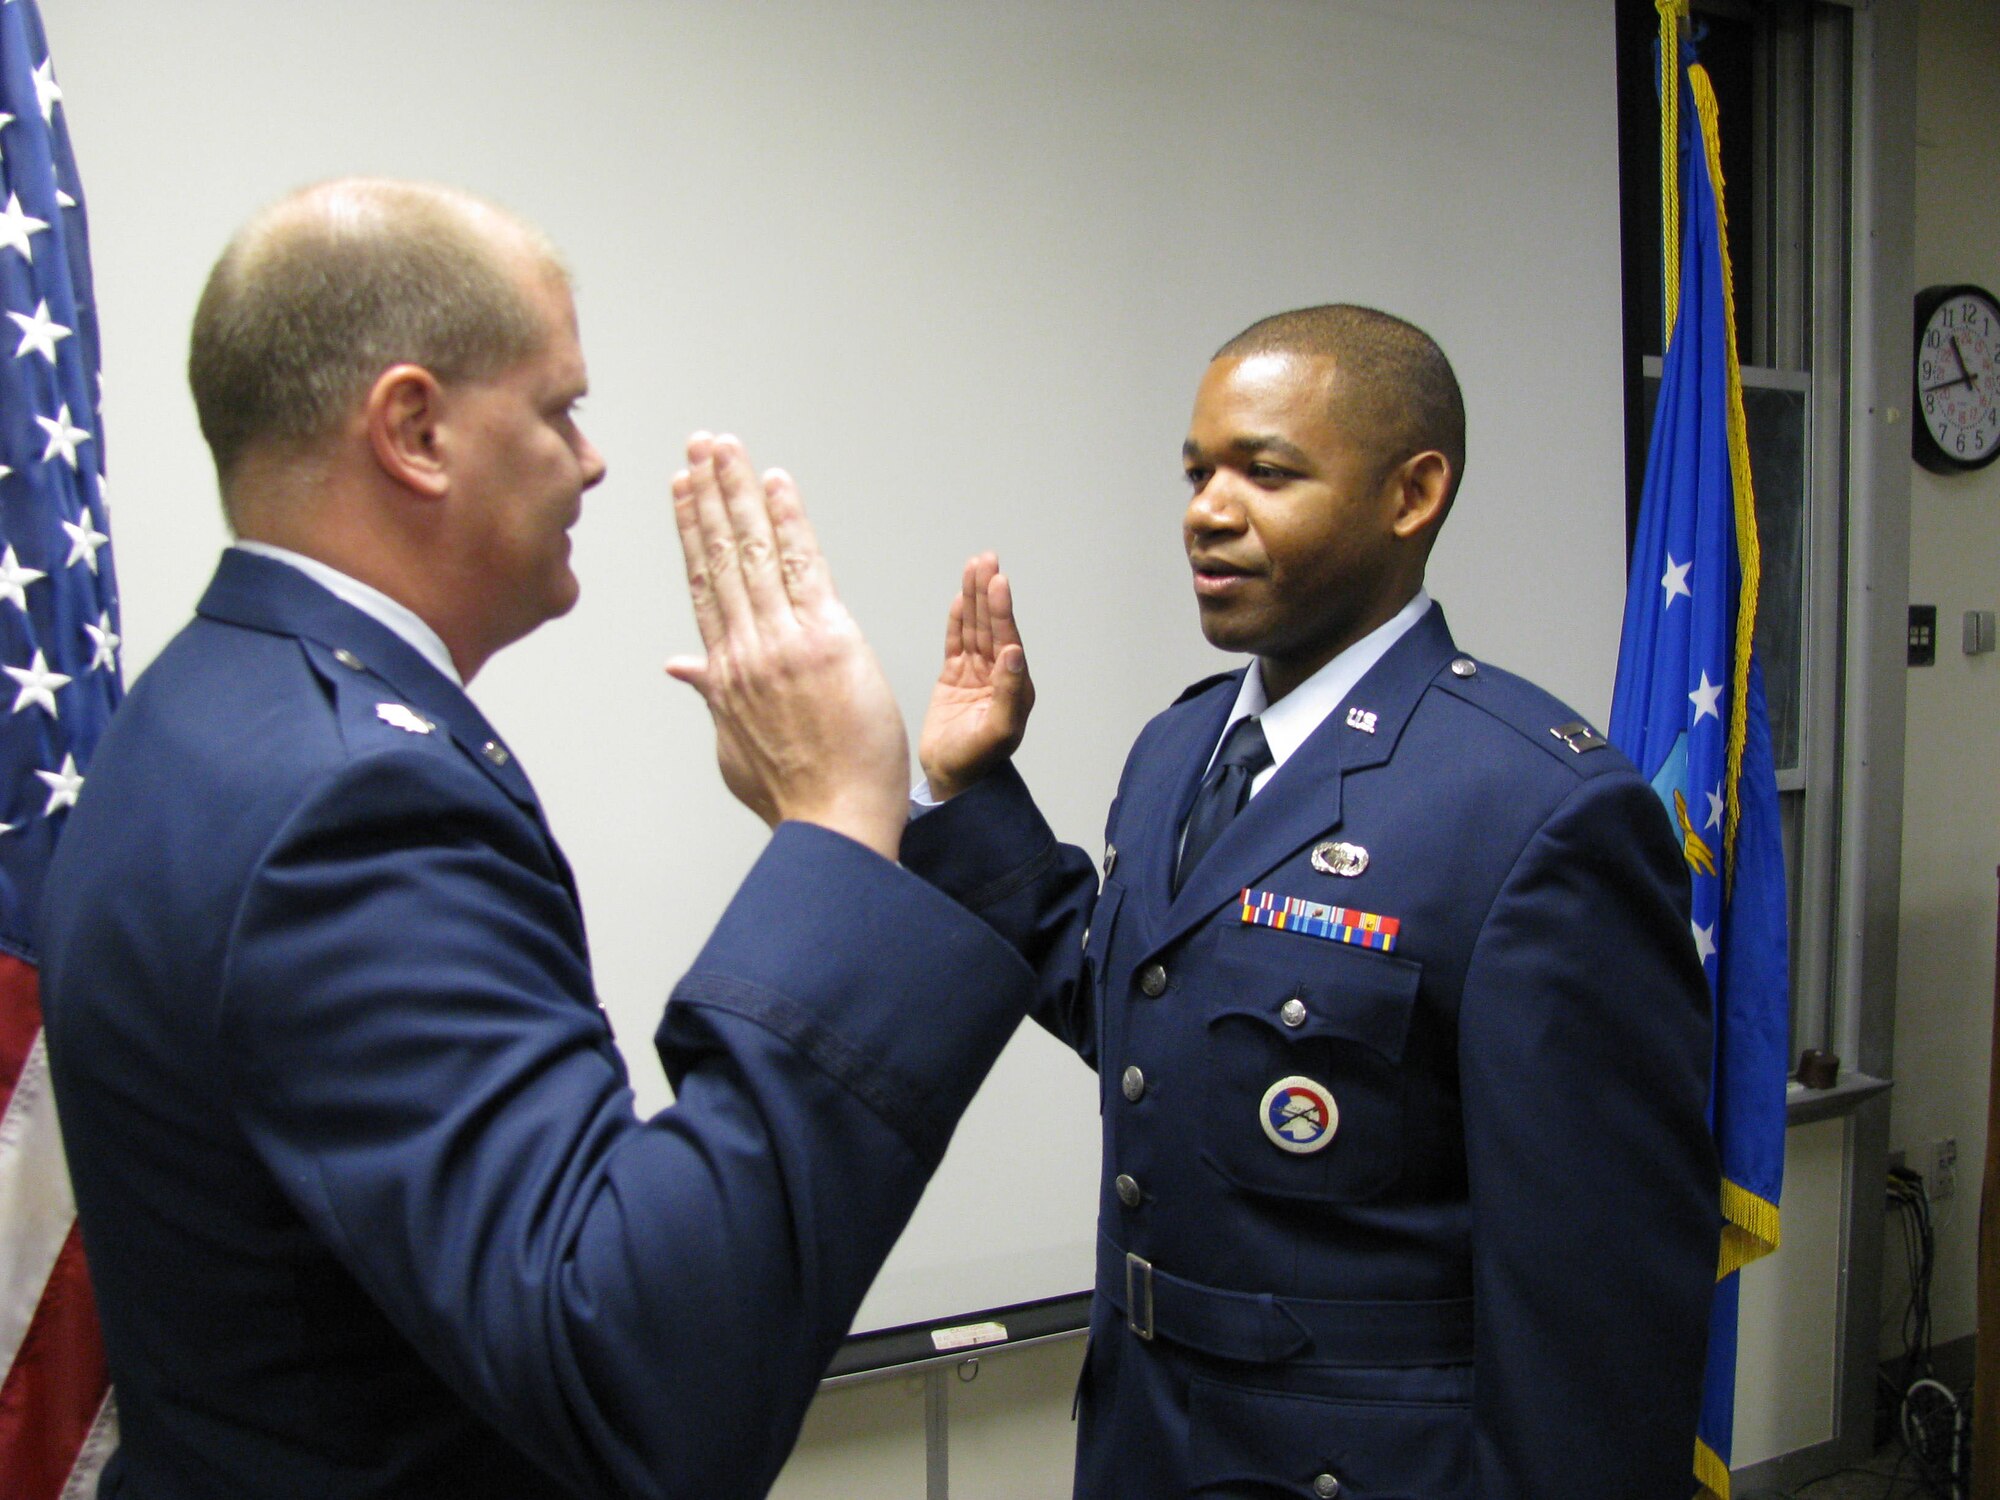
[1950,334,1981,388]
[1923,371,1977,395]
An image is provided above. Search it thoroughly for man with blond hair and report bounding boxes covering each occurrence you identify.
[40,179,1031,1500]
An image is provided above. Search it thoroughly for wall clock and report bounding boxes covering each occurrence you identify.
[1914,283,2000,473]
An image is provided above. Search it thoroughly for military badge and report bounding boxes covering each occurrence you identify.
[1310,841,1369,878]
[1260,1076,1338,1154]
[1240,888,1400,951]
[1344,706,1378,734]
[375,703,434,735]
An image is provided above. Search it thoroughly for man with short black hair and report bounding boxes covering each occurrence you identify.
[909,304,1718,1499]
[40,178,1032,1500]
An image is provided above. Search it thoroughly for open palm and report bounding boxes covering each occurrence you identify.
[918,553,1035,802]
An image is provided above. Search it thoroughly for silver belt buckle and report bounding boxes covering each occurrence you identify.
[1125,1252,1154,1341]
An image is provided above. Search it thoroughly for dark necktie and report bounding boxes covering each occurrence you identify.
[1174,715,1273,895]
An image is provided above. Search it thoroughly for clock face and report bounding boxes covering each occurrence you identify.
[1915,285,2000,473]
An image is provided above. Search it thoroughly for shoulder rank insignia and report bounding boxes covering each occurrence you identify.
[1310,841,1369,878]
[1550,719,1608,754]
[1260,1076,1338,1154]
[375,702,434,735]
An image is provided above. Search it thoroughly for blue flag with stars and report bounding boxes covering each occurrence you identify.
[0,0,116,939]
[1608,56,1789,1500]
[0,3,121,1492]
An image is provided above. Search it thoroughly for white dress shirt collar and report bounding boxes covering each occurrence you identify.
[1210,588,1433,794]
[232,541,463,687]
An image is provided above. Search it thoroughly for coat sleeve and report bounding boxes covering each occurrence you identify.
[1456,769,1719,1500]
[218,746,1032,1500]
[898,762,1106,1067]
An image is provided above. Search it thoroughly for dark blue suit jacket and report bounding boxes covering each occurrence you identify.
[39,550,1032,1499]
[904,606,1718,1500]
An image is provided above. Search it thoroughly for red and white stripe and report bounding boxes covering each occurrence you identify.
[0,951,114,1499]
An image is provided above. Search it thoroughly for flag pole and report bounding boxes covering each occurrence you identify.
[1657,0,1689,342]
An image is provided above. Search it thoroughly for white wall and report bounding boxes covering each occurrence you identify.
[1885,0,2000,1363]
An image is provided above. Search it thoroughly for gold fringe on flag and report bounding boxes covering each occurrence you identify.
[1686,65,1764,903]
[1696,1438,1733,1500]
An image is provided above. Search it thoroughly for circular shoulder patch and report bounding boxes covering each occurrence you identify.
[1259,1076,1338,1154]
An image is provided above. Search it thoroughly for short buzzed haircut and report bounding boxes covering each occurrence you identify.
[188,178,562,496]
[1216,304,1466,504]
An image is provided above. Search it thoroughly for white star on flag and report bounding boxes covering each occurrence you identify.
[35,751,82,814]
[1689,671,1723,724]
[61,514,108,571]
[0,544,44,611]
[1706,784,1725,832]
[5,648,68,716]
[1661,554,1692,608]
[36,402,89,467]
[54,187,72,209]
[1692,920,1717,964]
[0,191,46,260]
[32,56,59,122]
[8,297,67,362]
[83,611,118,673]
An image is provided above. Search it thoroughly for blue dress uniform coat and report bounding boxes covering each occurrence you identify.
[38,550,1034,1500]
[903,606,1718,1500]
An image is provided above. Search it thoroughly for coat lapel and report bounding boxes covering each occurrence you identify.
[1154,608,1461,952]
[195,549,544,814]
[1125,674,1238,925]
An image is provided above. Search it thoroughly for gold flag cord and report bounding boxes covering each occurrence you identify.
[1658,0,1687,331]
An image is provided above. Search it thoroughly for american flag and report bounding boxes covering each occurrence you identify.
[0,3,121,1494]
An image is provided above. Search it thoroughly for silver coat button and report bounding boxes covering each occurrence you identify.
[1314,1476,1341,1498]
[1281,997,1308,1028]
[1114,1174,1142,1207]
[1138,963,1168,997]
[1450,656,1477,678]
[1121,1066,1146,1102]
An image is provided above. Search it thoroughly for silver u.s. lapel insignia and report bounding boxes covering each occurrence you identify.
[1311,841,1369,878]
[376,702,434,735]
[1345,706,1378,734]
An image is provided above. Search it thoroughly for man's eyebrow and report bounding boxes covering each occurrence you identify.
[1183,433,1312,466]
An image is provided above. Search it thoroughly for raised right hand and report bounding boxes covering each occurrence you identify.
[917,553,1035,802]
[664,433,909,862]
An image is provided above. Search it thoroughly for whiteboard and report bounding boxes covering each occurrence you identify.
[49,0,1627,1343]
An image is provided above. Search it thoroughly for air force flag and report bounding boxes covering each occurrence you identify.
[1607,54,1790,1500]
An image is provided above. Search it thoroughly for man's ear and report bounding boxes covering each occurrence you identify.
[364,364,450,500]
[1388,450,1453,543]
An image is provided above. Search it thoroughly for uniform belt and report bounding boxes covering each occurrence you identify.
[1097,1233,1473,1367]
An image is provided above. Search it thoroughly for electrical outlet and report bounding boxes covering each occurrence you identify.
[1930,1138,1957,1202]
